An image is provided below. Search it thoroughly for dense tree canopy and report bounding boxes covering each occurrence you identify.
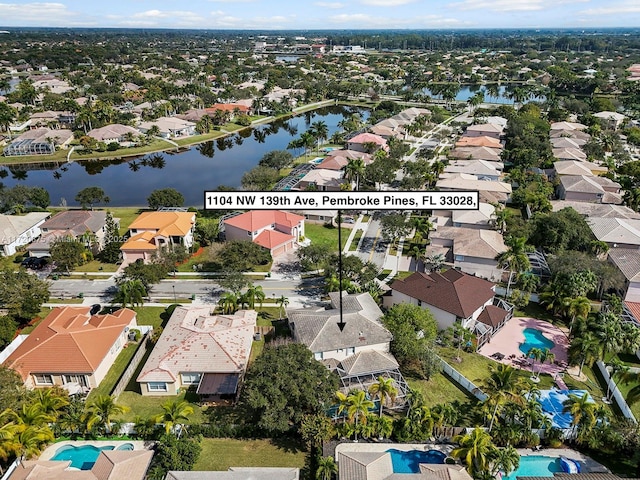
[147,188,185,210]
[217,241,271,272]
[239,342,339,434]
[75,187,110,210]
[258,150,294,170]
[0,268,50,320]
[528,208,595,253]
[381,303,438,368]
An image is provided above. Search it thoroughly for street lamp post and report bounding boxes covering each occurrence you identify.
[172,285,176,303]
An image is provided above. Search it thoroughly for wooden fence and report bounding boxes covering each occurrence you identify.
[112,331,152,398]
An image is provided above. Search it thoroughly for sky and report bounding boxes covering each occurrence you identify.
[1,0,640,30]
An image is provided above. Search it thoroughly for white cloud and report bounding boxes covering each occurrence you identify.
[314,2,346,8]
[359,0,417,5]
[0,2,76,24]
[580,2,640,15]
[448,0,587,12]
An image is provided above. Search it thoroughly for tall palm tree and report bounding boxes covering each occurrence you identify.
[114,279,147,309]
[219,292,238,314]
[568,332,601,376]
[407,244,425,272]
[276,295,289,320]
[86,395,129,435]
[527,347,543,379]
[562,392,596,442]
[368,377,398,417]
[496,236,531,298]
[155,399,194,434]
[451,427,496,477]
[536,348,555,379]
[316,455,338,480]
[605,358,628,402]
[489,445,520,477]
[243,284,266,309]
[483,364,524,431]
[309,120,329,154]
[343,158,366,191]
[32,388,69,421]
[345,390,374,441]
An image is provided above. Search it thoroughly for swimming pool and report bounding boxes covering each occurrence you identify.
[386,448,446,473]
[51,443,135,470]
[519,327,555,355]
[504,455,563,479]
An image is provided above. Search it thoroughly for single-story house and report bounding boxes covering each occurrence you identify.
[588,217,640,250]
[550,128,591,141]
[346,132,388,153]
[455,135,502,149]
[138,116,196,138]
[87,124,140,146]
[2,306,137,391]
[551,201,640,220]
[550,121,588,131]
[426,226,507,281]
[444,159,503,180]
[436,173,512,204]
[449,146,503,162]
[165,468,299,480]
[553,160,607,177]
[384,269,512,347]
[26,210,113,257]
[608,248,640,302]
[433,202,496,230]
[557,175,622,204]
[465,123,503,139]
[120,211,196,263]
[550,136,588,149]
[8,449,153,480]
[296,168,345,191]
[223,210,304,257]
[552,147,587,162]
[3,127,73,156]
[137,307,256,397]
[0,212,50,256]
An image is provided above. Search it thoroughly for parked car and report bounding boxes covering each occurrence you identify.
[20,257,36,268]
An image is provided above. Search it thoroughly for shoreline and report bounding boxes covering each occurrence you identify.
[0,99,342,167]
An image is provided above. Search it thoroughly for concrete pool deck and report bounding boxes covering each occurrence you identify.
[39,440,147,461]
[479,316,570,377]
[517,448,609,473]
[335,442,452,457]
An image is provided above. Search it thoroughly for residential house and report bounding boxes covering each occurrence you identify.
[550,137,588,149]
[26,210,112,257]
[588,217,640,250]
[3,127,73,156]
[552,147,587,162]
[0,212,50,256]
[295,209,337,225]
[223,210,304,257]
[551,201,640,220]
[449,146,503,162]
[88,124,140,146]
[318,150,372,170]
[444,159,503,180]
[31,78,73,94]
[593,111,626,130]
[550,129,591,141]
[426,226,507,281]
[608,248,640,302]
[455,136,502,149]
[138,116,196,138]
[436,173,512,204]
[2,306,137,391]
[384,269,512,347]
[550,121,588,132]
[554,160,607,177]
[165,468,299,480]
[137,307,256,397]
[557,175,622,204]
[288,292,408,403]
[120,211,196,263]
[433,202,496,230]
[346,132,388,153]
[209,103,252,117]
[465,123,503,139]
[8,450,153,480]
[296,168,345,191]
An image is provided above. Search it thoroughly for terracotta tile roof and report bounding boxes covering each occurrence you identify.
[253,229,294,249]
[137,307,256,383]
[455,136,502,148]
[347,132,387,146]
[224,210,303,232]
[209,103,250,113]
[390,269,495,318]
[120,231,158,251]
[3,307,136,381]
[128,212,195,236]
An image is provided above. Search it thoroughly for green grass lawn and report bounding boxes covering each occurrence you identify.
[304,223,346,251]
[88,340,141,400]
[349,229,364,251]
[116,390,208,423]
[133,306,168,330]
[408,372,475,408]
[74,260,119,273]
[194,438,307,472]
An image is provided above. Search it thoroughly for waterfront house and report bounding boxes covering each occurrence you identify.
[3,127,73,156]
[138,116,196,139]
[87,124,141,146]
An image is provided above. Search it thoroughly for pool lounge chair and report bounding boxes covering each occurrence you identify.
[560,456,581,473]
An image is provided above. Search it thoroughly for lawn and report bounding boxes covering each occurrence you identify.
[87,340,141,400]
[116,390,208,424]
[74,260,119,273]
[304,223,345,251]
[408,372,475,408]
[194,438,307,472]
[349,229,364,251]
[133,306,168,330]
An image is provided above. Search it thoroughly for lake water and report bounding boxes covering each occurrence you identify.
[0,106,369,207]
[423,84,542,104]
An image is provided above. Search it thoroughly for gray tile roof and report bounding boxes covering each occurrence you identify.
[165,468,299,480]
[588,218,640,246]
[288,293,391,353]
[339,350,398,375]
[551,201,640,219]
[0,212,50,244]
[607,248,640,281]
[337,451,393,480]
[41,210,108,236]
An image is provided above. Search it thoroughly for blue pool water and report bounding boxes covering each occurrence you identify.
[519,328,555,355]
[504,455,563,479]
[52,444,116,470]
[386,449,446,473]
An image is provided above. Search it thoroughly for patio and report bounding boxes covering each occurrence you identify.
[478,316,570,378]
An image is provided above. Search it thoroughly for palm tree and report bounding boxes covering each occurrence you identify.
[343,158,366,191]
[86,395,129,435]
[565,296,591,336]
[568,332,600,376]
[407,244,425,272]
[490,445,520,477]
[527,347,543,380]
[155,399,194,435]
[114,279,147,309]
[536,348,555,380]
[219,292,238,314]
[483,364,524,431]
[316,455,338,480]
[32,388,69,420]
[243,284,266,309]
[309,120,329,154]
[605,358,628,403]
[368,377,398,417]
[345,390,374,441]
[562,392,596,442]
[451,427,495,477]
[276,295,289,320]
[496,236,531,298]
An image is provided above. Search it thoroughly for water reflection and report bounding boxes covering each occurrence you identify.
[1,106,369,207]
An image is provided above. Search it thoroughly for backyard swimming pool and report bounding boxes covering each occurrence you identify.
[519,327,555,355]
[386,448,446,473]
[504,455,563,479]
[51,443,134,470]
